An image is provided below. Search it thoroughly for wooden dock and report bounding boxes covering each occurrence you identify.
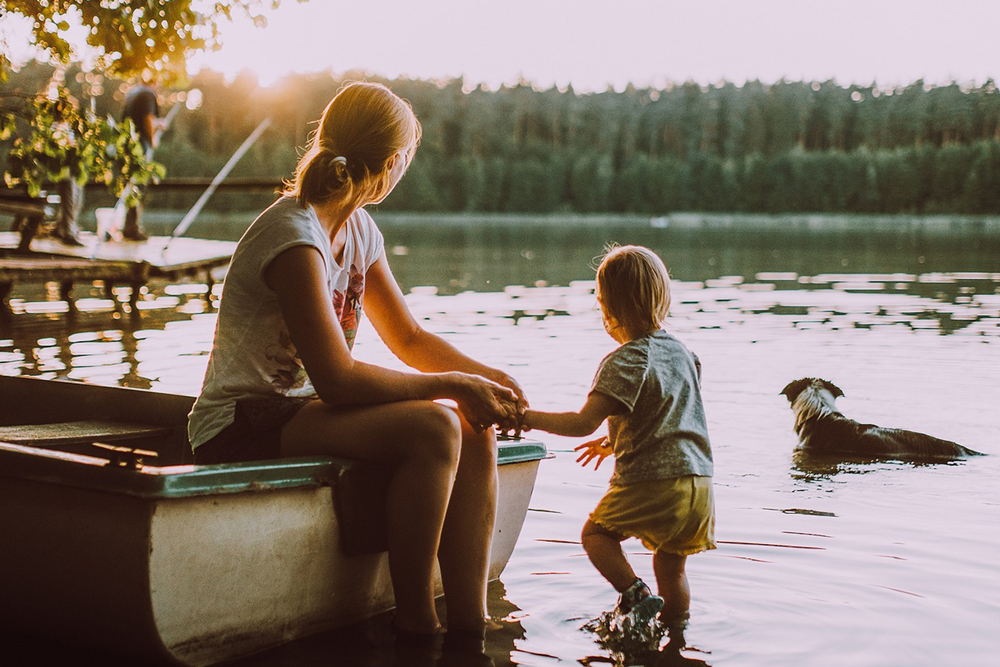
[0,232,236,315]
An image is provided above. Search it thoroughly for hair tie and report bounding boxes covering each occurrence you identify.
[328,154,350,182]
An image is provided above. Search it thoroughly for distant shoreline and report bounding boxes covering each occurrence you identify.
[63,208,1000,239]
[376,212,1000,233]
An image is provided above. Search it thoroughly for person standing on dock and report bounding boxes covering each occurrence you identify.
[121,78,163,241]
[52,177,84,245]
[188,82,527,645]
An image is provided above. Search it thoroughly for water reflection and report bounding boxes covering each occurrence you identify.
[790,450,977,480]
[0,581,525,666]
[579,631,711,667]
[0,283,214,392]
[3,266,997,391]
[654,648,711,667]
[224,580,524,667]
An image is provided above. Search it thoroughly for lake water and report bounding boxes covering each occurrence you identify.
[2,214,999,666]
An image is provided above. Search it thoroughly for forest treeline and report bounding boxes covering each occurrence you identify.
[3,61,1000,214]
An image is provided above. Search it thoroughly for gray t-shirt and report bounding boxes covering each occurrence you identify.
[591,330,714,485]
[188,197,384,449]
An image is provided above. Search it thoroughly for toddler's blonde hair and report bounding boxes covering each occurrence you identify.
[596,245,671,338]
[283,82,421,208]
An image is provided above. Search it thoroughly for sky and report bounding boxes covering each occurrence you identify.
[3,0,999,90]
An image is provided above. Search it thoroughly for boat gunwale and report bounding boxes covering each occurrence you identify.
[0,439,547,499]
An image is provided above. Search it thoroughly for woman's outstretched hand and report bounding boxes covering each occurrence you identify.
[482,369,529,438]
[452,373,520,433]
[575,436,613,470]
[491,370,529,414]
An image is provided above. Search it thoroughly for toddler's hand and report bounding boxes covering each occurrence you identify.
[497,407,532,440]
[453,373,518,433]
[575,436,612,470]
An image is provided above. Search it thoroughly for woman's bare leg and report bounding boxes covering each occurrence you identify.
[281,399,463,634]
[436,417,497,633]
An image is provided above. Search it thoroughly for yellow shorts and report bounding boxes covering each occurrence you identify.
[589,475,716,555]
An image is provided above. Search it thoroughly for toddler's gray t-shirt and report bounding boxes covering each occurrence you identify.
[591,329,714,485]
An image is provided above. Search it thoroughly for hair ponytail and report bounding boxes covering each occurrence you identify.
[282,82,421,207]
[289,149,351,205]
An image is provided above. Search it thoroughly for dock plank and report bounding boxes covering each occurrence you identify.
[0,232,236,274]
[0,257,140,282]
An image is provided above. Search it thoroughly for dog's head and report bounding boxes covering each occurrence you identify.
[781,378,846,434]
[780,378,845,403]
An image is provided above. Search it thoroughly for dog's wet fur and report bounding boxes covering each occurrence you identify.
[780,378,983,461]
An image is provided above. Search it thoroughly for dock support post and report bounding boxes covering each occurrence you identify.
[204,271,215,311]
[59,280,76,313]
[129,282,143,317]
[0,281,11,316]
[105,281,124,313]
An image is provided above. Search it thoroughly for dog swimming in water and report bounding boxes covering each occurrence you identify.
[780,378,983,460]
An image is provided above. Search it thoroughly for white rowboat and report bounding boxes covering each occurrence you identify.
[0,376,546,665]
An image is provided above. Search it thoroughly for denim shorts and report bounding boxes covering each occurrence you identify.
[193,396,313,464]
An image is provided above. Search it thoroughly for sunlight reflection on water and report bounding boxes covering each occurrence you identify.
[2,232,999,665]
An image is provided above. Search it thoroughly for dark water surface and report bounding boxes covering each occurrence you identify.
[2,214,999,666]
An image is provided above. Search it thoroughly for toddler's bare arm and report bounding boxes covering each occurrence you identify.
[521,392,621,437]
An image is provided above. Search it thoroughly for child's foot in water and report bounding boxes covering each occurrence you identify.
[616,579,664,629]
[662,611,690,651]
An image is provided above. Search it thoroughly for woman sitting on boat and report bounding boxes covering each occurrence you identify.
[187,82,526,640]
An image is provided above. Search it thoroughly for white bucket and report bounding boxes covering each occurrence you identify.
[95,207,125,242]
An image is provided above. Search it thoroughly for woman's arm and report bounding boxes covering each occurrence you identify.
[364,253,528,408]
[521,392,622,437]
[266,246,516,429]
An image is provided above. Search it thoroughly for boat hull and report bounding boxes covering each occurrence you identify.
[0,444,543,666]
[0,375,546,666]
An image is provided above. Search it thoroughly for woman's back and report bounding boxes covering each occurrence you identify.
[187,197,383,449]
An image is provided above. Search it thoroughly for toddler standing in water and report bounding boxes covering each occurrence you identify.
[520,245,715,644]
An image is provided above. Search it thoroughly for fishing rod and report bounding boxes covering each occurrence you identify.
[163,116,272,250]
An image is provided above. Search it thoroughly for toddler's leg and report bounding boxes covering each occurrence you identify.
[653,550,690,626]
[581,520,635,592]
[582,522,664,625]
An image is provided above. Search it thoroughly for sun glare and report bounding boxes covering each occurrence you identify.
[2,1,998,89]
[187,0,1000,92]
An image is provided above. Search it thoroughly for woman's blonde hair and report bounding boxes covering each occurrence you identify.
[596,245,671,338]
[283,82,421,207]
